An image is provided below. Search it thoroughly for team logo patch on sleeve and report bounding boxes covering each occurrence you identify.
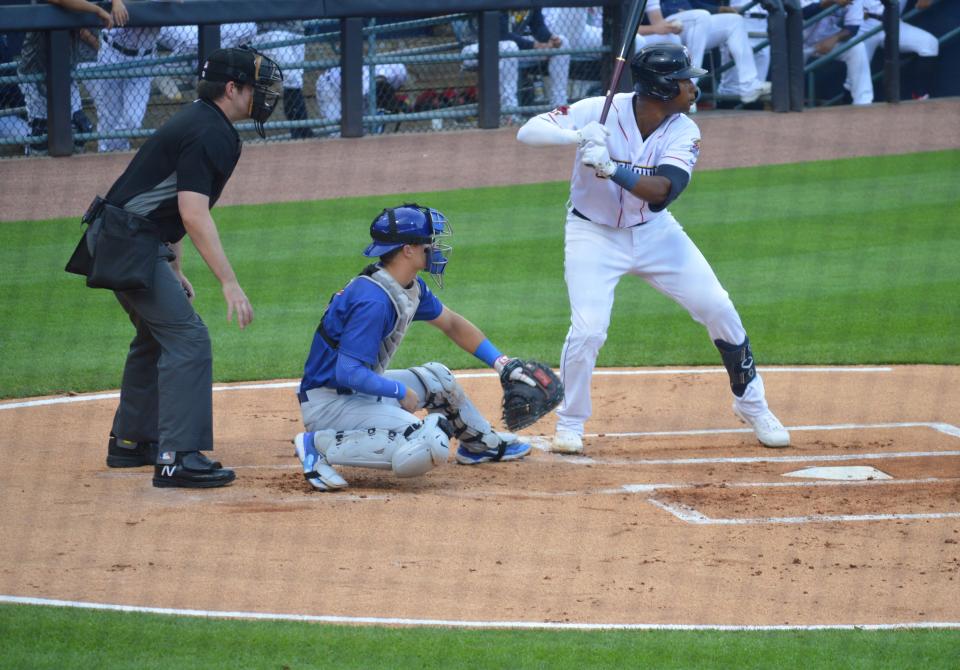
[550,105,570,116]
[691,139,702,158]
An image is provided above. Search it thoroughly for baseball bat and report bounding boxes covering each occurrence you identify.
[599,0,650,124]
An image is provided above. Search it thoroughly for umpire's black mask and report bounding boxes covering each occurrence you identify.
[200,46,284,138]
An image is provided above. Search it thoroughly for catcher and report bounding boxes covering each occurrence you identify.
[292,203,562,491]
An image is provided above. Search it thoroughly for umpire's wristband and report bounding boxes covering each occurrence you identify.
[610,165,640,191]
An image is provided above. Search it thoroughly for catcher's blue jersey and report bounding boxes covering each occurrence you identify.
[300,274,443,393]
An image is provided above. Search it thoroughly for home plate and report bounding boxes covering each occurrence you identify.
[783,466,892,481]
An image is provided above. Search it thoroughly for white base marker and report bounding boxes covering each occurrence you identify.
[783,466,891,481]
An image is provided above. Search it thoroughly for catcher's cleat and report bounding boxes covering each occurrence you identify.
[106,434,158,468]
[455,437,531,465]
[294,432,348,491]
[733,405,790,448]
[550,429,583,454]
[152,450,235,488]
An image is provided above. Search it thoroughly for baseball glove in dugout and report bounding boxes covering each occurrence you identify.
[498,359,564,431]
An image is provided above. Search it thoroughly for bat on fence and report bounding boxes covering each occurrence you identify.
[599,0,650,124]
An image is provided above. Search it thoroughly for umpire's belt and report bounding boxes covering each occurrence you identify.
[572,206,648,228]
[865,12,883,21]
[298,386,354,404]
[103,34,155,58]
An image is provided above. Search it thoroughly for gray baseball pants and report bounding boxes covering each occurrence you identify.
[111,249,213,453]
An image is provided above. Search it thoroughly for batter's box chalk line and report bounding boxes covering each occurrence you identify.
[647,496,960,526]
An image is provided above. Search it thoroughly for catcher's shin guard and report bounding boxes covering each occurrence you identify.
[310,415,453,478]
[715,337,756,397]
[408,362,502,451]
[392,414,453,477]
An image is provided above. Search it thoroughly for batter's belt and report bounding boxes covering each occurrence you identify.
[571,206,650,228]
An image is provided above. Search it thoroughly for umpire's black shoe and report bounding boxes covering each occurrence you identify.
[106,434,158,468]
[152,450,236,489]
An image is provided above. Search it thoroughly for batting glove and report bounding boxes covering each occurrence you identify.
[576,121,610,148]
[494,355,537,387]
[580,142,617,178]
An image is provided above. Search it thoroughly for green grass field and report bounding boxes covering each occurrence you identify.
[1,150,958,666]
[1,150,958,398]
[1,603,958,669]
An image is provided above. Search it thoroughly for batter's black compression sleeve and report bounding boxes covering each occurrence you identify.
[649,165,690,213]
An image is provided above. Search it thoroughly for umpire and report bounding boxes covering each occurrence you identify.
[67,47,283,488]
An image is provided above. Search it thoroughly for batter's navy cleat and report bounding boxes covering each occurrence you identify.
[152,450,236,488]
[106,434,158,468]
[550,429,584,454]
[455,437,531,465]
[294,432,348,491]
[733,405,791,448]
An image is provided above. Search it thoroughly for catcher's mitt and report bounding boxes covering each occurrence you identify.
[499,359,564,431]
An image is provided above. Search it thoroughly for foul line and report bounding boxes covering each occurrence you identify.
[0,366,892,411]
[647,497,960,526]
[0,596,956,631]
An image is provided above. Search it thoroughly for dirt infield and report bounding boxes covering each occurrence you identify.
[1,366,959,625]
[1,100,959,626]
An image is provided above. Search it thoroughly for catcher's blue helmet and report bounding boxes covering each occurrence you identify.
[631,44,707,101]
[363,203,452,286]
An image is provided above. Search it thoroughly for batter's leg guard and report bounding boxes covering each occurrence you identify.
[408,362,504,453]
[715,337,757,398]
[282,87,314,139]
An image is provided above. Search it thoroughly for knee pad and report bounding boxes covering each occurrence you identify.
[409,362,465,412]
[715,337,756,398]
[392,414,453,478]
[408,363,499,448]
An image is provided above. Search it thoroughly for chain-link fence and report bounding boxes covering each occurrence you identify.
[0,9,616,157]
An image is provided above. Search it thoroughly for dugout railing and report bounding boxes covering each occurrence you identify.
[0,0,907,156]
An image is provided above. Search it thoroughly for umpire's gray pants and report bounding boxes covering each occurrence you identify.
[111,250,213,453]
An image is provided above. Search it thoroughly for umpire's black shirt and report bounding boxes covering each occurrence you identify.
[105,98,242,243]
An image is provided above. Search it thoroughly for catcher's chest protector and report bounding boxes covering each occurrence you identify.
[359,268,421,374]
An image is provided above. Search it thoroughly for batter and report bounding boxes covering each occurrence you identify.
[517,44,790,453]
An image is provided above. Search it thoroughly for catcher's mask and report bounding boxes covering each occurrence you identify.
[200,46,283,138]
[630,44,707,102]
[363,204,452,288]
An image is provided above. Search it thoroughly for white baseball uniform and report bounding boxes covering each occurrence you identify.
[718,0,771,98]
[541,7,671,56]
[857,0,939,65]
[88,24,161,152]
[646,0,767,99]
[158,23,257,57]
[802,0,873,104]
[315,63,409,123]
[518,92,775,437]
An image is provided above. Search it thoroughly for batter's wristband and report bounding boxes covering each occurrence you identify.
[473,338,502,367]
[611,165,640,191]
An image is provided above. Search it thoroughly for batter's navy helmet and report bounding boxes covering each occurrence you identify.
[364,204,453,286]
[630,44,708,101]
